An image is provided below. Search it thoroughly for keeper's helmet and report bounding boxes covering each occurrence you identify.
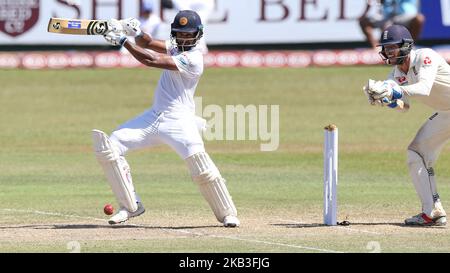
[378,24,414,65]
[170,10,203,52]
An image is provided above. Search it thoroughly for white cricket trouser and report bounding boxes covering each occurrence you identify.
[409,111,450,169]
[407,111,450,215]
[109,108,205,159]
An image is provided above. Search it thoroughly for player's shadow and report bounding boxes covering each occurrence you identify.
[0,225,58,230]
[271,223,325,228]
[350,222,406,227]
[344,222,448,228]
[0,224,221,230]
[52,224,220,230]
[272,222,405,228]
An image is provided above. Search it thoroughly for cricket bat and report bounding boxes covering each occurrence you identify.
[47,18,109,35]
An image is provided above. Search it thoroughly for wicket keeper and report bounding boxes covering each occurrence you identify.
[364,25,450,226]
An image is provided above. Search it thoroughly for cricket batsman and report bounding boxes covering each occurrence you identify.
[363,24,450,226]
[92,10,240,227]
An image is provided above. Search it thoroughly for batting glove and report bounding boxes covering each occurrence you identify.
[120,18,142,37]
[107,19,124,34]
[104,31,127,46]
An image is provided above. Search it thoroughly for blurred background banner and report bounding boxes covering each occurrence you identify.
[1,0,448,46]
[421,0,450,40]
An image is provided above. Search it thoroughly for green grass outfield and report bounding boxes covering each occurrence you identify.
[1,66,450,253]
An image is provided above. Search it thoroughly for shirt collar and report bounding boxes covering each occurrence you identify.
[408,49,416,71]
[394,49,416,76]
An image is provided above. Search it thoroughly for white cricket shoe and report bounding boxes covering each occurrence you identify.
[404,212,446,226]
[432,202,447,219]
[108,202,145,225]
[223,215,240,228]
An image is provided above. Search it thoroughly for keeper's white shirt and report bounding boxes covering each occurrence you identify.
[388,48,450,111]
[152,40,204,114]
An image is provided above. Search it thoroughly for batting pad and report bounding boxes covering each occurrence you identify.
[186,152,237,222]
[92,130,138,212]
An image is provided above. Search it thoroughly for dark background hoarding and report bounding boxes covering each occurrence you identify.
[421,0,450,40]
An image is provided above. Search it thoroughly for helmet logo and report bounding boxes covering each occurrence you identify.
[383,30,388,40]
[179,17,188,26]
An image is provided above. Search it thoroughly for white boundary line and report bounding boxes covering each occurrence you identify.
[171,229,343,253]
[278,219,382,235]
[210,235,344,253]
[1,208,343,253]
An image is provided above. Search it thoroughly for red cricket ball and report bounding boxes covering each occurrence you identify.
[103,204,114,215]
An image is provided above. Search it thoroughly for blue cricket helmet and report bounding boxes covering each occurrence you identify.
[378,25,414,65]
[170,10,204,51]
[379,24,413,46]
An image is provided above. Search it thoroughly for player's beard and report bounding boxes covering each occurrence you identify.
[176,36,198,51]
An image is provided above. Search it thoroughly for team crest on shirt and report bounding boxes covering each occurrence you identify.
[395,76,408,85]
[423,56,432,65]
[178,52,191,67]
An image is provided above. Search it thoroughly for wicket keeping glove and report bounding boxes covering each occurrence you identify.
[363,80,377,105]
[366,79,403,101]
[104,31,127,46]
[120,18,142,37]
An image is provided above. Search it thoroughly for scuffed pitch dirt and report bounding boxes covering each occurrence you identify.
[1,209,449,252]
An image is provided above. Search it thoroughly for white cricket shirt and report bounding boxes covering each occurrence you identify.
[388,48,450,111]
[151,40,203,114]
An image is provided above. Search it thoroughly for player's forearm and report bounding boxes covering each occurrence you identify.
[400,80,433,97]
[134,33,150,48]
[124,40,158,66]
[390,99,410,112]
[123,41,178,70]
[135,33,167,53]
